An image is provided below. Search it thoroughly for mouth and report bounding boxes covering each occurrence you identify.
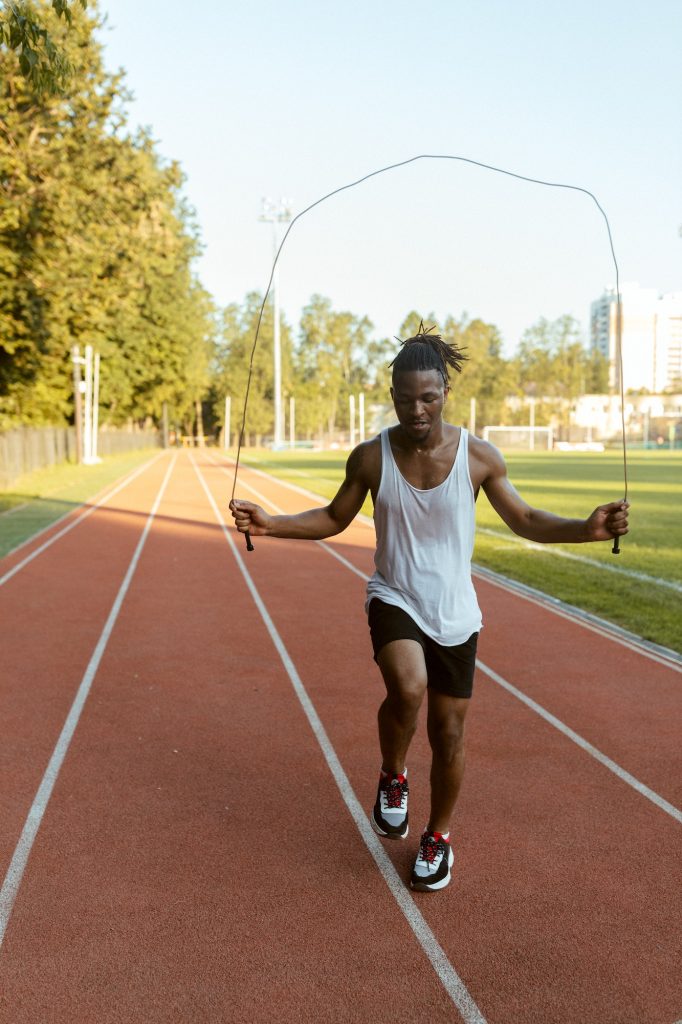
[410,421,428,430]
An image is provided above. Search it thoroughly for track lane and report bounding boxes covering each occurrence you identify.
[227,455,682,806]
[0,452,163,577]
[0,452,474,1024]
[0,454,173,881]
[217,456,682,1024]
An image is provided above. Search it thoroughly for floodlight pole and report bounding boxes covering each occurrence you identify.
[259,198,292,448]
[71,345,85,463]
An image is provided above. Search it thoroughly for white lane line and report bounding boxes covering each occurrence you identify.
[477,526,682,594]
[0,452,165,588]
[476,661,682,826]
[0,502,29,518]
[472,565,682,673]
[223,455,681,669]
[192,455,487,1024]
[216,464,371,583]
[224,454,375,528]
[241,455,682,595]
[213,460,682,826]
[0,454,177,948]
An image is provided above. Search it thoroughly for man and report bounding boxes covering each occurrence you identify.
[230,327,629,892]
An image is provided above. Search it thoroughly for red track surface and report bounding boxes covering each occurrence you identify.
[1,451,680,1024]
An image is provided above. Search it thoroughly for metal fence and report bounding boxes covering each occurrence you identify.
[0,426,162,489]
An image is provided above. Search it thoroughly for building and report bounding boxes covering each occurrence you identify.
[590,284,682,393]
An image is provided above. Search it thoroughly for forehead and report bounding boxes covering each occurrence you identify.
[392,369,445,394]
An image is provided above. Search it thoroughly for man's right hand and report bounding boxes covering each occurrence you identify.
[229,499,272,537]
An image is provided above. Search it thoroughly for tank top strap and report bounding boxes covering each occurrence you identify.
[379,427,394,484]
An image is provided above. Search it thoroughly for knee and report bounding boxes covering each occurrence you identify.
[384,679,425,722]
[429,716,466,761]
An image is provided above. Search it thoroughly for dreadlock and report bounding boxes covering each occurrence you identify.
[389,321,467,386]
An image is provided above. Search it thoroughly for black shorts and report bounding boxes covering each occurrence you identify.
[367,598,478,699]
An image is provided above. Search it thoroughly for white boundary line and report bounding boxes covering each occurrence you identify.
[476,661,682,826]
[472,565,682,672]
[476,526,682,594]
[224,455,681,669]
[239,456,682,595]
[0,502,29,518]
[214,460,682,827]
[0,452,166,588]
[0,454,177,948]
[192,454,487,1024]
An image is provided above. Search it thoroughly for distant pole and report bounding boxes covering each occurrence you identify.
[349,394,356,448]
[162,402,170,448]
[469,397,476,436]
[289,396,295,448]
[71,345,84,463]
[259,198,292,448]
[224,395,231,450]
[83,344,93,462]
[529,396,536,452]
[91,351,100,461]
[359,393,365,442]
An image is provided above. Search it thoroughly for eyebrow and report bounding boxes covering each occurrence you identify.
[395,390,440,398]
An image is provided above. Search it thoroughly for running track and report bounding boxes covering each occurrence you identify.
[0,450,680,1024]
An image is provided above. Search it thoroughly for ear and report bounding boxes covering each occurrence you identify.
[389,386,395,401]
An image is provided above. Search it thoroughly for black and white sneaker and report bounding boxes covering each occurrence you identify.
[371,771,409,840]
[410,830,454,891]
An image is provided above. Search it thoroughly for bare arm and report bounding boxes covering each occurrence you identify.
[477,441,629,544]
[229,444,372,541]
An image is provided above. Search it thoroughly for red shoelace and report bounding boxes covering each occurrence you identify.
[383,775,407,809]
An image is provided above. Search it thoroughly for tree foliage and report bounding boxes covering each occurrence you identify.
[0,0,86,93]
[0,0,215,432]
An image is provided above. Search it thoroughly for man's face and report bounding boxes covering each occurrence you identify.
[390,369,449,442]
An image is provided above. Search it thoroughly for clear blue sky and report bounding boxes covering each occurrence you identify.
[99,0,681,352]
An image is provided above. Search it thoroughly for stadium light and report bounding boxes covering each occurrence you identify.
[259,197,292,448]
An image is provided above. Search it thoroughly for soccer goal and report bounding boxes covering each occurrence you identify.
[482,425,554,451]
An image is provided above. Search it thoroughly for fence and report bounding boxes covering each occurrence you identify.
[0,426,162,489]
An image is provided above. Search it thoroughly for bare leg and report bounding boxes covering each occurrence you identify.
[426,690,470,833]
[376,639,428,773]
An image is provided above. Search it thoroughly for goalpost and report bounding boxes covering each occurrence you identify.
[482,425,554,451]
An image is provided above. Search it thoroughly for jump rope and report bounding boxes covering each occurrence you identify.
[229,154,628,555]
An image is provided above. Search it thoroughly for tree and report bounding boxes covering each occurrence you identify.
[213,292,293,444]
[0,0,86,93]
[296,295,374,439]
[512,315,600,435]
[0,0,215,431]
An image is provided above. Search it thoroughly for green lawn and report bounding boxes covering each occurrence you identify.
[0,449,159,559]
[239,448,682,653]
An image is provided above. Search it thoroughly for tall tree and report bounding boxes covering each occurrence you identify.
[0,0,214,431]
[0,0,86,93]
[296,295,374,438]
[213,292,293,444]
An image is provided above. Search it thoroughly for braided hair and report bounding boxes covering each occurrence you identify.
[389,321,467,386]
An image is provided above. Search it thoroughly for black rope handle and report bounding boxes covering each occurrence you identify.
[232,154,628,554]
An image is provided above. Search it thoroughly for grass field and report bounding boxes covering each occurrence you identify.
[0,449,158,559]
[238,448,682,654]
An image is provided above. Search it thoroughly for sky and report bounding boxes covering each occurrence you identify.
[98,0,681,354]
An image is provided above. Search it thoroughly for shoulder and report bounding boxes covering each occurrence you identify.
[468,434,507,481]
[346,435,381,484]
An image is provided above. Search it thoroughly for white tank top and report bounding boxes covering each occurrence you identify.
[365,426,483,646]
